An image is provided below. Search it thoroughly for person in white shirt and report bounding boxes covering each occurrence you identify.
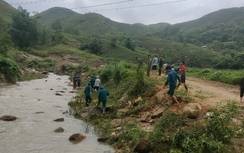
[152,55,158,75]
[94,76,101,91]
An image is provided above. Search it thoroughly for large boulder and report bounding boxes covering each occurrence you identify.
[140,112,151,122]
[134,96,143,106]
[133,139,152,153]
[155,91,166,104]
[69,133,86,143]
[151,108,165,119]
[111,119,123,128]
[0,115,17,121]
[183,103,202,119]
[116,108,129,116]
[80,106,101,118]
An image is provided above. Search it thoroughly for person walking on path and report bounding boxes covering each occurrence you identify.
[147,55,152,77]
[177,61,188,92]
[158,57,163,76]
[163,66,181,106]
[152,55,158,75]
[240,77,244,103]
[84,82,92,106]
[97,86,109,114]
[94,76,101,92]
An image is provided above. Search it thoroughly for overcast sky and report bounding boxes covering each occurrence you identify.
[3,0,244,25]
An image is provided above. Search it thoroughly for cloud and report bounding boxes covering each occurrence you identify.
[3,0,244,24]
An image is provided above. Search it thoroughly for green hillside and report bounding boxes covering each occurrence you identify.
[0,0,17,24]
[38,7,168,36]
[162,7,244,51]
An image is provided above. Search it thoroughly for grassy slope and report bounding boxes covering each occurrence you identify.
[0,0,17,24]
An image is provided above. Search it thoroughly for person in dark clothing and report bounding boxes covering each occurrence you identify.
[73,76,77,90]
[90,75,95,91]
[163,66,181,105]
[84,82,92,106]
[158,57,163,76]
[77,77,81,88]
[147,55,152,77]
[240,77,244,103]
[136,57,142,71]
[96,86,109,114]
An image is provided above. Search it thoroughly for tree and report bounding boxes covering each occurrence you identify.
[51,19,64,44]
[125,38,135,51]
[80,34,103,54]
[0,27,12,56]
[8,6,38,49]
[51,19,62,32]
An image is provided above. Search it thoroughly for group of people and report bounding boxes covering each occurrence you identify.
[72,76,81,90]
[84,75,109,114]
[163,61,188,106]
[79,54,244,114]
[137,55,189,106]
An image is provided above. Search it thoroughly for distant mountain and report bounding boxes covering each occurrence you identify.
[162,7,244,51]
[174,7,244,30]
[37,7,168,36]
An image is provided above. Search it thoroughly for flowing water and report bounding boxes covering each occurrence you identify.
[0,73,114,153]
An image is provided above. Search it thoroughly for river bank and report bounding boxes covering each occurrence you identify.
[0,73,114,153]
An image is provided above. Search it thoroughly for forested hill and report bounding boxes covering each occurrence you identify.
[162,7,244,53]
[174,7,244,30]
[37,7,169,36]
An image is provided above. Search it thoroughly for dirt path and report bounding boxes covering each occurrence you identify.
[185,77,241,107]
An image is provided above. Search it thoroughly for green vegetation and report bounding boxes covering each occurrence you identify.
[188,68,244,85]
[0,3,244,152]
[69,62,242,153]
[9,6,38,49]
[0,56,21,83]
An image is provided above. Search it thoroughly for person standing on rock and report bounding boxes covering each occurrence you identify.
[94,76,101,92]
[177,61,188,92]
[158,56,163,76]
[84,82,92,106]
[240,77,244,103]
[97,86,109,114]
[163,66,181,106]
[147,55,152,77]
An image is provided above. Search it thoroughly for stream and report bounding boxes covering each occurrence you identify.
[0,73,114,153]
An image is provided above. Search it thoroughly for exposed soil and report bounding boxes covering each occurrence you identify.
[186,77,240,106]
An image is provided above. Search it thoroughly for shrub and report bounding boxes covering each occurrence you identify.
[0,56,21,83]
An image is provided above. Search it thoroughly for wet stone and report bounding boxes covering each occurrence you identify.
[0,115,17,121]
[53,118,64,122]
[54,127,64,133]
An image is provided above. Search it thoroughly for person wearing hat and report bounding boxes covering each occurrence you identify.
[163,65,181,105]
[97,86,109,114]
[84,82,92,106]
